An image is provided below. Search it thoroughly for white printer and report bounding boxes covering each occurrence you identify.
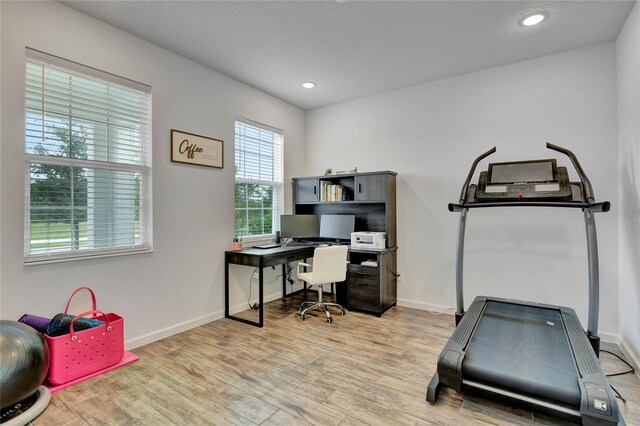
[351,232,386,249]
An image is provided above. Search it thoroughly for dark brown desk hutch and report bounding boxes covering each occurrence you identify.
[293,171,398,316]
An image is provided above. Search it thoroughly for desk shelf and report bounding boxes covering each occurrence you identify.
[292,171,397,247]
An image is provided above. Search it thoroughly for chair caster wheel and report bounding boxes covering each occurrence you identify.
[326,317,333,324]
[300,315,305,321]
[340,310,346,316]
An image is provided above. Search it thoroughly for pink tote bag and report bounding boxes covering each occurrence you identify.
[44,288,124,385]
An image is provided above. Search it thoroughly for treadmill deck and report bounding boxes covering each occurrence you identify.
[462,301,581,407]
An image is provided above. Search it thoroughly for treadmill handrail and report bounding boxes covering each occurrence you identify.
[449,200,610,212]
[546,142,595,204]
[457,146,496,205]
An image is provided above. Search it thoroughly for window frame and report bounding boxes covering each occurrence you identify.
[234,117,284,242]
[23,49,153,264]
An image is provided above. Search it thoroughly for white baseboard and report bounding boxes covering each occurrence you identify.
[125,287,301,350]
[599,331,619,344]
[397,298,457,315]
[618,336,640,378]
[229,289,284,315]
[125,310,224,350]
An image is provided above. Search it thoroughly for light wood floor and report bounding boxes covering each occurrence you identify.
[32,293,640,425]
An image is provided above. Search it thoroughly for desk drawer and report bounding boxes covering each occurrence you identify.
[348,264,378,279]
[265,248,315,267]
[281,251,309,264]
[348,265,379,310]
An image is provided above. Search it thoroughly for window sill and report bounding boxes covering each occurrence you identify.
[24,247,153,266]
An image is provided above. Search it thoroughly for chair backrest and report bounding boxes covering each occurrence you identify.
[311,245,349,284]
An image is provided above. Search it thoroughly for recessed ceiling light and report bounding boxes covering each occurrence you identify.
[520,12,547,27]
[302,82,316,89]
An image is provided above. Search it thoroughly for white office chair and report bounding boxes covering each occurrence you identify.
[297,245,349,323]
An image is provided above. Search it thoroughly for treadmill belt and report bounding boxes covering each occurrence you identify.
[462,301,581,407]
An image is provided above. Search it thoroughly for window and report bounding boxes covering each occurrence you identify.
[234,118,283,239]
[24,49,152,263]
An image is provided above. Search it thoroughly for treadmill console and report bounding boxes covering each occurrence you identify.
[476,159,571,201]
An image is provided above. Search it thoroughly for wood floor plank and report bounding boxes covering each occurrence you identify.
[260,386,347,426]
[459,398,534,426]
[69,394,143,426]
[338,416,372,426]
[195,380,279,424]
[324,388,420,426]
[253,365,337,403]
[30,393,85,426]
[374,373,428,399]
[261,409,315,426]
[333,379,397,409]
[39,292,639,426]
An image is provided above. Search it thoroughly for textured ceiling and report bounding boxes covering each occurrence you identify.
[61,1,635,110]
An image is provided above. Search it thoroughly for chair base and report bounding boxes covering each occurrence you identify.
[300,284,345,323]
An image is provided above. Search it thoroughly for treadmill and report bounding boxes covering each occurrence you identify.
[426,143,623,425]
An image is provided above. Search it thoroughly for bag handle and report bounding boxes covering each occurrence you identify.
[69,310,111,341]
[64,287,97,315]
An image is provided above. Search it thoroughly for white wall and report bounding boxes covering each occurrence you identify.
[1,2,631,354]
[0,1,306,347]
[617,2,640,366]
[306,43,620,337]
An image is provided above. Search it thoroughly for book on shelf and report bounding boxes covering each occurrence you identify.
[320,181,345,202]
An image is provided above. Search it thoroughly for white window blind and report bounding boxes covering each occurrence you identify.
[24,49,152,263]
[234,118,283,238]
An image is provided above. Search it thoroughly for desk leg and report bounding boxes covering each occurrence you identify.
[225,253,230,319]
[226,262,263,328]
[303,258,308,291]
[282,263,287,298]
[259,260,264,327]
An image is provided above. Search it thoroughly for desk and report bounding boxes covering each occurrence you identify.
[225,245,315,327]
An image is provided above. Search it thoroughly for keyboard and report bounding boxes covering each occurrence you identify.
[284,241,313,247]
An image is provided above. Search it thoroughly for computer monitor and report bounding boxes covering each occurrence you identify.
[319,215,355,241]
[280,215,319,239]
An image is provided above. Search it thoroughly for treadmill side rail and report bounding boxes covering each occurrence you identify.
[563,308,623,425]
[427,297,486,403]
[579,380,622,426]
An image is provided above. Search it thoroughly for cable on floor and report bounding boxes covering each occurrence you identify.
[602,349,635,377]
[601,348,635,404]
[609,384,626,404]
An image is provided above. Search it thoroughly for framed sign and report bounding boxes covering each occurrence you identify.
[171,129,223,168]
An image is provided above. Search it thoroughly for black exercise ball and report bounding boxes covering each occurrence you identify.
[0,320,50,409]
